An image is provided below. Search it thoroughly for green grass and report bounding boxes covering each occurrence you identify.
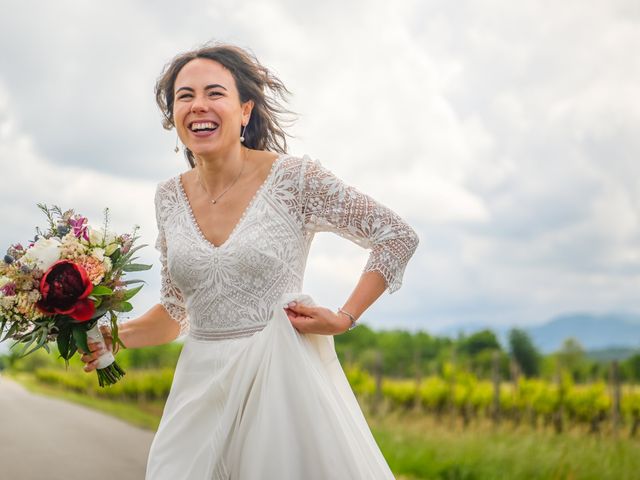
[368,410,640,480]
[8,372,640,480]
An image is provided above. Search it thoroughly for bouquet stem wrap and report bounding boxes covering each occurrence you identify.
[86,322,125,387]
[86,323,115,369]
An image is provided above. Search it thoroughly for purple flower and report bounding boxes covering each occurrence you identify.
[0,282,16,296]
[69,216,89,241]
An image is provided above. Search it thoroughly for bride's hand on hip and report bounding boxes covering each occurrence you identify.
[284,301,351,335]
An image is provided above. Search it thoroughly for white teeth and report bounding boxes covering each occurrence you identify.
[191,121,218,131]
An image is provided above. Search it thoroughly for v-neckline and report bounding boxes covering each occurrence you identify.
[176,153,284,250]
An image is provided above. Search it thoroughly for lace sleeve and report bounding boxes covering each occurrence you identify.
[300,157,420,294]
[155,184,190,337]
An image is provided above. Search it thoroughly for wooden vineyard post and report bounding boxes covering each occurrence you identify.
[413,348,422,413]
[492,350,501,426]
[610,360,621,437]
[553,363,564,434]
[449,349,457,429]
[372,349,383,416]
[510,360,523,427]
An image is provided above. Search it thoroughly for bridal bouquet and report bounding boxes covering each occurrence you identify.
[0,204,151,386]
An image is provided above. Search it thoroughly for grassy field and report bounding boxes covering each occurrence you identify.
[8,372,640,480]
[369,410,640,480]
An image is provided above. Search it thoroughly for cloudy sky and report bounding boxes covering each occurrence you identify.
[1,0,638,337]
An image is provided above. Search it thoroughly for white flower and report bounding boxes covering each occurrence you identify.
[88,226,117,247]
[22,237,61,271]
[91,247,105,261]
[0,296,16,309]
[103,256,112,273]
[62,232,80,246]
[104,242,119,256]
[27,290,41,303]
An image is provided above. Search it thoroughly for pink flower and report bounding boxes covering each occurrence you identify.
[69,216,89,241]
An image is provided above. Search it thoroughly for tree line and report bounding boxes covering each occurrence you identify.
[334,325,640,383]
[2,323,639,385]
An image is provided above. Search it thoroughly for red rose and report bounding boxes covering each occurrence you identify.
[36,260,95,321]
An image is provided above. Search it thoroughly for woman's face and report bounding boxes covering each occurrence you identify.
[173,58,253,158]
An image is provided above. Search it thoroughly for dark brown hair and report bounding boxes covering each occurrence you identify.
[155,41,296,168]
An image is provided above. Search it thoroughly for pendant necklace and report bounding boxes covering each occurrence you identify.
[196,149,247,205]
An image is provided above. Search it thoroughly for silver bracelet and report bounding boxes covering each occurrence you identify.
[337,307,358,331]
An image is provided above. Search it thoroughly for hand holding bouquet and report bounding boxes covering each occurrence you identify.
[0,204,151,386]
[80,323,119,374]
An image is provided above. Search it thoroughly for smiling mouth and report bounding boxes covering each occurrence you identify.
[189,121,219,134]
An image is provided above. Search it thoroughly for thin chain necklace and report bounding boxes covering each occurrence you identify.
[196,148,247,205]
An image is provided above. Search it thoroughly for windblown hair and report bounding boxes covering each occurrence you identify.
[155,41,296,168]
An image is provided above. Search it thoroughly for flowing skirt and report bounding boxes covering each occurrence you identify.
[145,293,395,479]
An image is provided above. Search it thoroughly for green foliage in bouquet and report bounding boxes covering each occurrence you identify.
[0,204,151,386]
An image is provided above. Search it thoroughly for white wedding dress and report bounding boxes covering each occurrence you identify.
[145,153,419,479]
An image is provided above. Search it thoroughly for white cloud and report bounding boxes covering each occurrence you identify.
[0,80,161,327]
[0,0,639,336]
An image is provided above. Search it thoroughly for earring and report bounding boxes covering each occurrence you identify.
[174,133,180,153]
[240,124,247,143]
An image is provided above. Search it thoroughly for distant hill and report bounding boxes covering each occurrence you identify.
[436,312,640,354]
[526,312,640,353]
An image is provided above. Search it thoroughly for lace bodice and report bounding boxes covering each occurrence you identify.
[154,153,419,340]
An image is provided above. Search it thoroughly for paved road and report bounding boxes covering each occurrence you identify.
[0,375,155,480]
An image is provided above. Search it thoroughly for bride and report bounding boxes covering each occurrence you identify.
[80,41,419,479]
